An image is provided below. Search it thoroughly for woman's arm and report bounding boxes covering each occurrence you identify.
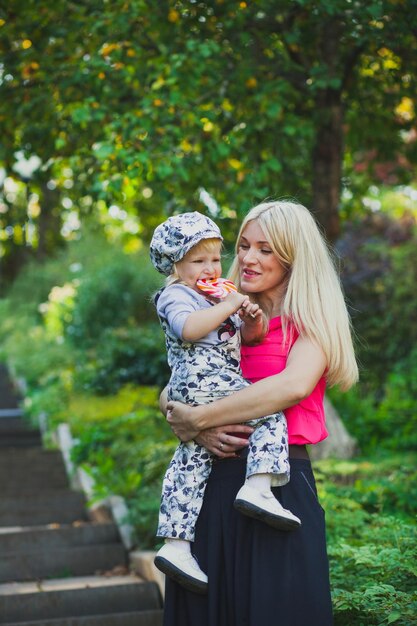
[159,385,253,456]
[167,336,327,441]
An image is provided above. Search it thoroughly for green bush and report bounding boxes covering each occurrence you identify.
[318,455,417,523]
[73,324,170,394]
[337,212,417,392]
[328,347,417,454]
[67,386,177,548]
[67,257,159,345]
[326,212,417,455]
[317,456,417,625]
[375,348,417,451]
[0,229,169,398]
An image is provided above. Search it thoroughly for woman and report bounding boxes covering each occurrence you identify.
[162,200,358,626]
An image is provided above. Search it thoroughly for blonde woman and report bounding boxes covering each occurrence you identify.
[163,201,358,626]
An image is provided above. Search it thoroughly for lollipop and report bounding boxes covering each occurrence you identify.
[196,277,237,299]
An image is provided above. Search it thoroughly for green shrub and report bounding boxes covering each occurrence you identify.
[337,212,417,392]
[318,455,417,522]
[328,347,417,454]
[375,348,417,451]
[329,513,417,625]
[316,456,417,625]
[0,228,169,401]
[67,257,159,345]
[73,324,169,394]
[68,386,177,548]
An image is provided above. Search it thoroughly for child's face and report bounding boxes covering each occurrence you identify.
[176,241,222,290]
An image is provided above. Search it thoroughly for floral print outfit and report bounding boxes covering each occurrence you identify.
[156,284,290,542]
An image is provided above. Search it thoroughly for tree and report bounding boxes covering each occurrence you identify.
[0,0,416,285]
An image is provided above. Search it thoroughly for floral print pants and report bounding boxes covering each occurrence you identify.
[157,412,289,541]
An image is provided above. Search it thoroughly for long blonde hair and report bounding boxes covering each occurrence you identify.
[229,201,358,390]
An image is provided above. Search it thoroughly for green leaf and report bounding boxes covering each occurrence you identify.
[387,612,402,624]
[93,143,114,160]
[70,106,91,125]
[268,158,282,173]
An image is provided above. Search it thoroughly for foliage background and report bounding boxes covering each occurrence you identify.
[1,2,417,625]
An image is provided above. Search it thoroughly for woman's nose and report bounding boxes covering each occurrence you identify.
[243,248,257,264]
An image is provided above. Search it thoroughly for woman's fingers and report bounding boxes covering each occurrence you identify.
[166,402,200,442]
[221,424,254,437]
[199,424,253,457]
[194,425,250,458]
[240,301,262,320]
[166,404,254,454]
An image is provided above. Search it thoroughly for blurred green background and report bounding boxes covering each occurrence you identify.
[0,2,416,624]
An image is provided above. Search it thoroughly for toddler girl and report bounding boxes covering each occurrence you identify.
[149,211,300,594]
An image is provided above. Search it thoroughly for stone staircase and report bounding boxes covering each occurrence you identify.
[0,364,163,625]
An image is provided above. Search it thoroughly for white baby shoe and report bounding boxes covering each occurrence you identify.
[234,484,301,531]
[154,543,208,594]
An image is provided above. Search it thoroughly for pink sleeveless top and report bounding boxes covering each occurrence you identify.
[240,317,328,445]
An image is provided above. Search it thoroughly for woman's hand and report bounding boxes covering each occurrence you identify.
[166,400,254,456]
[166,401,201,442]
[194,424,254,458]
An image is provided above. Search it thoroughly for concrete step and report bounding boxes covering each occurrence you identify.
[0,409,39,440]
[0,576,163,622]
[0,523,120,552]
[0,542,126,582]
[0,445,69,491]
[0,465,67,477]
[0,491,87,526]
[0,407,24,416]
[0,447,64,467]
[0,364,21,409]
[1,609,164,626]
[0,433,42,447]
[0,413,30,427]
[0,524,126,582]
[0,476,70,493]
[0,397,19,410]
[0,463,67,476]
[0,465,69,492]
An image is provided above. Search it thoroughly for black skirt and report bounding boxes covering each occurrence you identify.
[163,452,333,626]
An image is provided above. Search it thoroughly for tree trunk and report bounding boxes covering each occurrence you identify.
[310,14,346,243]
[312,91,344,242]
[36,178,62,259]
[0,247,29,293]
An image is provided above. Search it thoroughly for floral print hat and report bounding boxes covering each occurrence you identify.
[150,211,223,276]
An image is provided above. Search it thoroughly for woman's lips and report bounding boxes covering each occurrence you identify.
[242,269,260,279]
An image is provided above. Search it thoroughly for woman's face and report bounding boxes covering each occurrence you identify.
[237,220,288,301]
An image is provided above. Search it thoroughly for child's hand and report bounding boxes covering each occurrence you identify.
[224,292,263,328]
[224,290,248,312]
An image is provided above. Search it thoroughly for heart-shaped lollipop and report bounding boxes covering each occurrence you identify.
[196,278,237,299]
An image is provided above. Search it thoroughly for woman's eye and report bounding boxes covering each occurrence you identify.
[261,249,272,255]
[239,244,249,250]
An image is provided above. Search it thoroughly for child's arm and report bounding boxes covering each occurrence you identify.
[182,291,248,341]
